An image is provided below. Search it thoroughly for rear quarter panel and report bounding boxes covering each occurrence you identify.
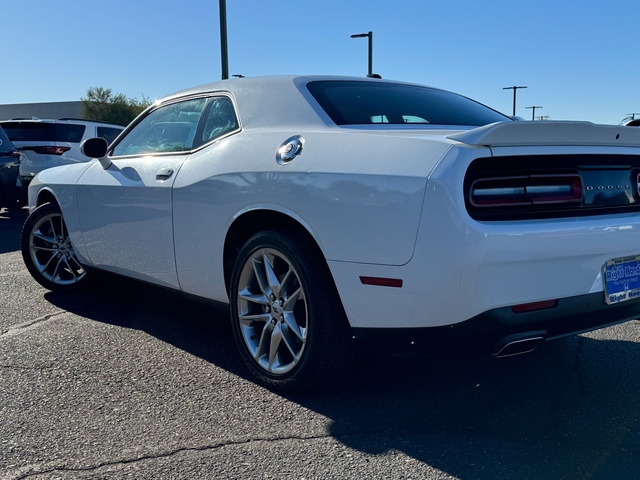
[172,129,453,300]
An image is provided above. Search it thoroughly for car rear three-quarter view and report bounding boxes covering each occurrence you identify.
[344,121,640,360]
[20,75,640,391]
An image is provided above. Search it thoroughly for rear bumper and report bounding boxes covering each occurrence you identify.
[351,292,640,357]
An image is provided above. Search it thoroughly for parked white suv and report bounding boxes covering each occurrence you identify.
[0,118,124,188]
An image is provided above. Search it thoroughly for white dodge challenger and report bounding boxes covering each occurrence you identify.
[21,75,640,390]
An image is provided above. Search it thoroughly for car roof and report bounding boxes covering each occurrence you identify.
[157,75,442,131]
[167,74,421,94]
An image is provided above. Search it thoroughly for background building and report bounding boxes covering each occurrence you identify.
[0,101,83,120]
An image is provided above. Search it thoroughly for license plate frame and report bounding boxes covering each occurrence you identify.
[603,255,640,305]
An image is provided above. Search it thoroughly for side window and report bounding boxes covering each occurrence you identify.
[112,98,207,156]
[96,126,124,145]
[194,97,239,149]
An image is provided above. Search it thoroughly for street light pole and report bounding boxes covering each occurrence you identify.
[503,85,527,116]
[350,31,373,76]
[219,0,229,80]
[526,105,543,121]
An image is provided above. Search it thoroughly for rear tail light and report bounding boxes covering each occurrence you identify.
[470,174,583,207]
[23,146,71,155]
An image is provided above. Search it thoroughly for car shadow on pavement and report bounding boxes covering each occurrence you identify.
[301,335,640,480]
[44,278,640,480]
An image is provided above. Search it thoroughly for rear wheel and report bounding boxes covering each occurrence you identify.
[230,230,352,391]
[21,203,88,291]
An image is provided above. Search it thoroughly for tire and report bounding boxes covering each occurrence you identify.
[21,203,89,291]
[229,229,352,391]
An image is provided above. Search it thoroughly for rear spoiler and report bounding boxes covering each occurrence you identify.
[447,121,640,148]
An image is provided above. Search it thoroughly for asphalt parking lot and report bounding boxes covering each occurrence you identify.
[2,207,640,479]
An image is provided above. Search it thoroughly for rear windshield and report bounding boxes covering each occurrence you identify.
[1,122,86,143]
[307,81,509,126]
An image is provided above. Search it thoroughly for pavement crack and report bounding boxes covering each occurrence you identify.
[8,432,370,479]
[0,311,67,339]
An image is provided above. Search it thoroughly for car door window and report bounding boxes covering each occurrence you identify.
[194,96,239,148]
[112,98,207,156]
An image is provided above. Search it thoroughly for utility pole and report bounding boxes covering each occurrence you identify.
[526,105,543,121]
[503,85,527,116]
[219,0,229,80]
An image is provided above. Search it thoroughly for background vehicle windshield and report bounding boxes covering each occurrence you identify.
[307,81,510,126]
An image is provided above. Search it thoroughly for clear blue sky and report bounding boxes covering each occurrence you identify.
[3,0,639,125]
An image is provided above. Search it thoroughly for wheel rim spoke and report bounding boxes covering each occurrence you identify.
[256,321,274,361]
[32,231,56,245]
[282,310,305,342]
[267,322,284,369]
[263,253,282,297]
[39,251,58,274]
[51,256,66,282]
[279,322,302,359]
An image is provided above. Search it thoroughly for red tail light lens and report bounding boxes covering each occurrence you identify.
[24,146,71,155]
[470,174,583,207]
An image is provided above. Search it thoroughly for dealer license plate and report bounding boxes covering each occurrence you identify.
[603,255,640,304]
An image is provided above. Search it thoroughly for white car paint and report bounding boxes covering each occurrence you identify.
[26,75,640,338]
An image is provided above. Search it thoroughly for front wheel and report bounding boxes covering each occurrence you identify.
[21,203,88,291]
[229,230,352,391]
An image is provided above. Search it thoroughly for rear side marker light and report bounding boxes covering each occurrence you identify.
[23,146,71,155]
[470,174,583,207]
[511,299,558,314]
[359,276,403,288]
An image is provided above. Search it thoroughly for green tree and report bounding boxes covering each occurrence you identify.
[81,87,152,126]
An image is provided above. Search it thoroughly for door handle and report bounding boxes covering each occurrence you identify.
[156,168,174,181]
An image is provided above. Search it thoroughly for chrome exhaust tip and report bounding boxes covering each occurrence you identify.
[496,335,545,357]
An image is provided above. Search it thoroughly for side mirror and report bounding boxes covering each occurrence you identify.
[80,137,111,170]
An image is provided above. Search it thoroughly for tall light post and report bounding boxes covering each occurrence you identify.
[503,85,527,116]
[350,31,373,76]
[526,105,543,121]
[219,0,229,80]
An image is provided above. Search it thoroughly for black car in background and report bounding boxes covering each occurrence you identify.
[0,126,24,211]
